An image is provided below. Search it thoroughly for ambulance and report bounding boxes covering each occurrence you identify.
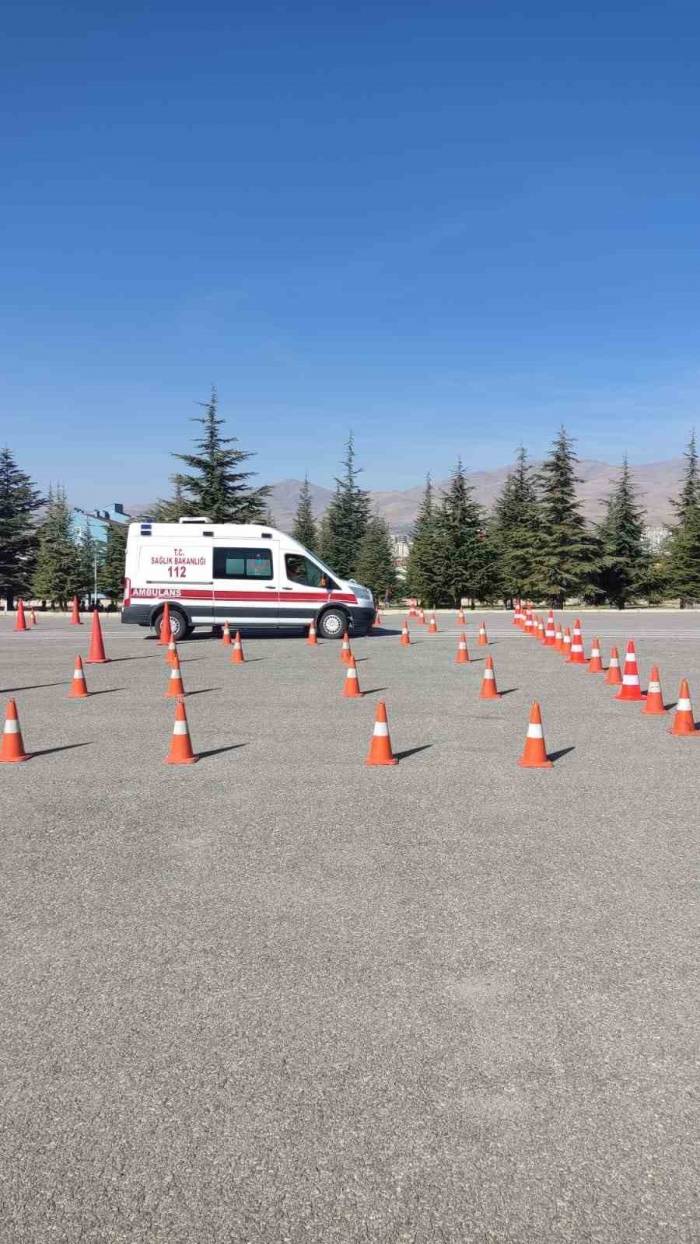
[121,517,375,641]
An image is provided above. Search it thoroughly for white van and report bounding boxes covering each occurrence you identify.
[121,518,375,641]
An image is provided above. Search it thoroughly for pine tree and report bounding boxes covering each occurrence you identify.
[32,486,81,608]
[0,446,43,608]
[103,522,128,604]
[318,434,370,577]
[596,459,650,608]
[404,476,444,607]
[535,428,595,607]
[151,478,190,522]
[291,476,318,552]
[434,460,488,606]
[172,388,270,522]
[354,516,397,602]
[666,432,700,606]
[492,447,542,604]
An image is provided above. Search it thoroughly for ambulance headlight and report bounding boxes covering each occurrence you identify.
[350,581,373,603]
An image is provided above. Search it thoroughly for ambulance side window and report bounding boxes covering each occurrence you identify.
[285,554,335,589]
[213,547,273,579]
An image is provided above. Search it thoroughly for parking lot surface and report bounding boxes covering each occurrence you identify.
[1,611,698,1242]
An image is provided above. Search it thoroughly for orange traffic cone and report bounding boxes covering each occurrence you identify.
[544,611,556,646]
[230,631,245,664]
[400,620,411,646]
[15,599,27,632]
[373,609,382,629]
[561,627,571,659]
[342,656,361,698]
[587,638,604,673]
[668,680,698,736]
[86,610,109,663]
[166,636,178,667]
[68,655,89,699]
[0,699,30,763]
[643,666,666,716]
[166,653,186,698]
[427,614,438,634]
[31,610,38,625]
[457,608,466,625]
[567,619,585,664]
[365,700,398,766]
[477,621,489,646]
[165,697,198,764]
[518,702,553,768]
[524,611,534,636]
[418,609,426,625]
[615,640,645,700]
[455,632,469,664]
[512,604,521,627]
[158,602,172,646]
[340,631,352,663]
[554,622,564,651]
[70,596,82,625]
[605,646,622,686]
[307,619,318,645]
[221,621,231,646]
[537,617,546,644]
[479,655,500,699]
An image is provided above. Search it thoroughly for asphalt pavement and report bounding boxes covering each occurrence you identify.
[1,610,698,1242]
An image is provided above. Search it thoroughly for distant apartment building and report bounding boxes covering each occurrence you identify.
[390,533,412,577]
[70,502,130,546]
[644,525,667,552]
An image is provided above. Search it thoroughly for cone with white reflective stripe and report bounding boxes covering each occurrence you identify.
[455,632,469,664]
[605,646,622,686]
[306,618,318,645]
[524,610,534,637]
[165,696,197,764]
[342,656,361,698]
[340,631,352,663]
[562,627,572,659]
[373,609,382,629]
[518,702,553,768]
[365,700,398,766]
[615,640,645,700]
[400,619,411,646]
[567,619,585,664]
[221,621,231,646]
[457,607,466,625]
[479,655,500,699]
[158,602,172,646]
[15,599,27,632]
[537,616,546,644]
[642,665,666,716]
[68,655,89,699]
[512,603,522,627]
[477,621,489,646]
[544,611,556,646]
[0,699,30,763]
[166,636,178,667]
[668,680,698,736]
[418,609,426,625]
[166,653,185,698]
[427,613,438,634]
[554,621,564,651]
[587,637,603,674]
[230,631,245,664]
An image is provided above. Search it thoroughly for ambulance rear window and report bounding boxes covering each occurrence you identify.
[213,547,273,580]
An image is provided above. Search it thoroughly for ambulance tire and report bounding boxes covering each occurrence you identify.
[154,607,190,642]
[317,608,348,640]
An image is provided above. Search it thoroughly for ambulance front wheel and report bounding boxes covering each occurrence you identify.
[317,608,348,640]
[154,607,191,642]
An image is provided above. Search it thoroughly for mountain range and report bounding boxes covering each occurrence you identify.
[266,458,686,534]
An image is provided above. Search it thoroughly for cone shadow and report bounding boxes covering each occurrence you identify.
[394,744,433,762]
[498,688,519,697]
[548,746,575,763]
[31,742,93,758]
[2,682,67,692]
[185,688,221,697]
[362,687,389,697]
[86,688,125,697]
[196,744,247,761]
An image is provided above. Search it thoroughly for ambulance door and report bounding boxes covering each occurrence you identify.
[278,551,335,626]
[211,539,280,628]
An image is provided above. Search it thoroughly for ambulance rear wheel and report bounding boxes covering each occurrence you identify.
[318,608,348,639]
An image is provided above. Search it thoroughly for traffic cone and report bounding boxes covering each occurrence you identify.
[479,655,500,699]
[536,616,546,643]
[68,655,89,699]
[587,638,604,673]
[418,609,426,625]
[166,653,186,697]
[373,609,382,629]
[365,700,398,766]
[31,610,38,625]
[340,631,352,663]
[457,608,466,625]
[554,622,564,651]
[615,640,645,701]
[643,666,666,716]
[307,618,318,645]
[400,619,411,646]
[86,610,109,663]
[562,627,572,660]
[166,636,178,667]
[524,611,533,636]
[221,621,231,646]
[477,621,489,646]
[668,680,698,736]
[544,611,556,646]
[455,632,469,664]
[15,599,27,632]
[230,631,245,664]
[0,699,30,763]
[342,656,361,698]
[70,596,82,625]
[427,614,438,634]
[518,702,553,769]
[605,646,622,686]
[158,602,172,646]
[512,603,521,627]
[567,619,585,664]
[165,697,198,764]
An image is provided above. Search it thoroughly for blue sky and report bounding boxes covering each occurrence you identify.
[2,0,699,506]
